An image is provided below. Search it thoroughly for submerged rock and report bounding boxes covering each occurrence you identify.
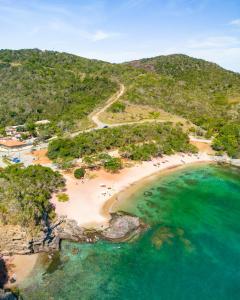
[144,191,153,197]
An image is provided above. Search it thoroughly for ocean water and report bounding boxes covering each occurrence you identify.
[21,164,240,300]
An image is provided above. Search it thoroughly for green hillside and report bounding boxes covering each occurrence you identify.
[126,54,240,130]
[0,49,118,132]
[124,55,240,157]
[0,50,239,157]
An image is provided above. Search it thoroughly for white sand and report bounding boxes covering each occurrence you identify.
[52,152,213,228]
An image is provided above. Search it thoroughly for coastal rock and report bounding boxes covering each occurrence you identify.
[0,289,18,300]
[55,218,99,243]
[101,213,146,241]
[0,225,31,256]
[0,214,147,255]
[0,223,62,255]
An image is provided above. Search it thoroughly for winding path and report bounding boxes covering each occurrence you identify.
[70,82,212,145]
[70,83,125,137]
[90,83,125,129]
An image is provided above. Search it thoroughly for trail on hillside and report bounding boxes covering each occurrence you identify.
[90,83,125,128]
[70,83,125,137]
[69,82,212,144]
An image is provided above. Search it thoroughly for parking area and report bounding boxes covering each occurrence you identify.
[0,143,53,168]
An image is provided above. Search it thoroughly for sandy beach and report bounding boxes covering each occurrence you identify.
[52,152,213,228]
[3,254,39,288]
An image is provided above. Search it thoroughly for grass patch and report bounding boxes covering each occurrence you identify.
[101,103,189,124]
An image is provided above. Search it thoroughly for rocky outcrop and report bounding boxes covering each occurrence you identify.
[0,213,147,255]
[0,226,32,256]
[0,289,18,300]
[101,213,147,242]
[0,224,61,255]
[55,218,99,243]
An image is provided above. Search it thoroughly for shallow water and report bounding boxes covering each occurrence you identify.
[21,164,240,300]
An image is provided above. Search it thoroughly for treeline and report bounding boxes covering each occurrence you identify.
[48,123,197,163]
[0,165,65,229]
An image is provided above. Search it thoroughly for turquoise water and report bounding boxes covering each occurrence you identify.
[21,164,240,300]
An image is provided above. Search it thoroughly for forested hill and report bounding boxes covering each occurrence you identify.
[127,54,240,110]
[124,54,240,157]
[0,49,118,131]
[128,53,240,80]
[0,49,239,157]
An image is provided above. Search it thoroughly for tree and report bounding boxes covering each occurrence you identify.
[0,165,65,229]
[108,101,126,113]
[74,168,86,179]
[104,157,122,173]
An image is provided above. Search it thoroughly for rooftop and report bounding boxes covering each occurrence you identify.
[0,139,26,148]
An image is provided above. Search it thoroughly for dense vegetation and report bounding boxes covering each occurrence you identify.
[124,55,240,157]
[48,123,196,164]
[0,49,118,132]
[82,153,122,172]
[0,49,239,157]
[0,165,65,229]
[126,55,240,132]
[212,123,240,158]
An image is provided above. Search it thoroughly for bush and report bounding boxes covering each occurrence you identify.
[57,193,69,202]
[74,168,86,179]
[56,158,75,170]
[104,157,122,173]
[108,101,126,113]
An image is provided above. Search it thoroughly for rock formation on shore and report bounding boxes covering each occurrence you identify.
[0,289,18,300]
[0,213,147,256]
[101,214,145,241]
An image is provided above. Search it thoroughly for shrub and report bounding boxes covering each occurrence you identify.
[104,157,122,173]
[74,168,86,179]
[56,158,75,170]
[108,101,126,113]
[57,193,69,202]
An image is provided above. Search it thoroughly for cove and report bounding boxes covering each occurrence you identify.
[20,164,240,300]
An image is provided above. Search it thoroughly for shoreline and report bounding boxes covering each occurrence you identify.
[3,153,239,288]
[51,152,213,228]
[3,155,214,290]
[102,160,214,217]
